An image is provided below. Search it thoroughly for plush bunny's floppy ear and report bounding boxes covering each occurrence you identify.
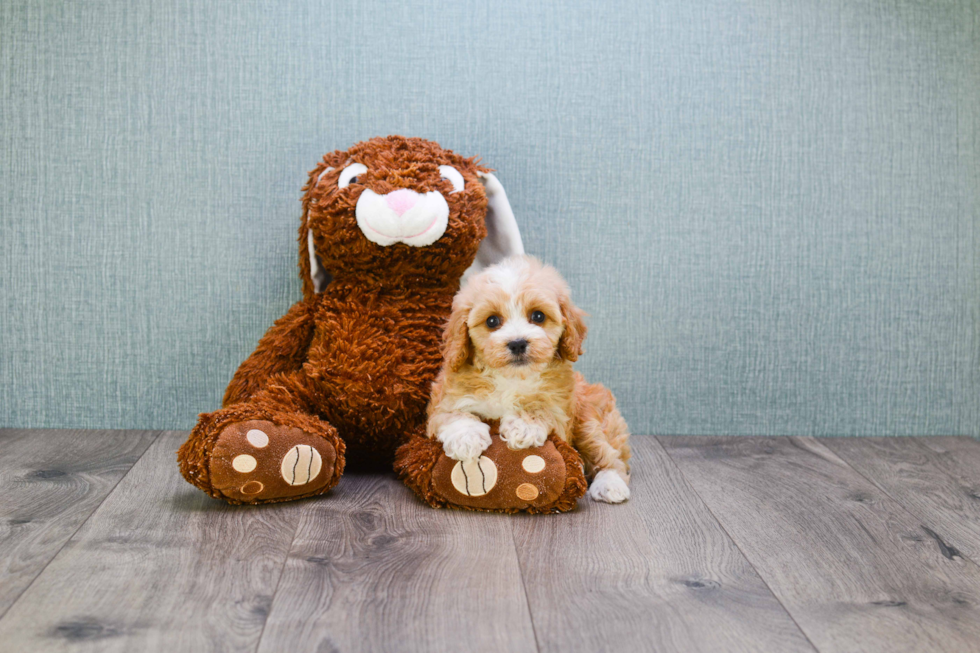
[461,172,525,284]
[308,230,330,293]
[303,166,334,295]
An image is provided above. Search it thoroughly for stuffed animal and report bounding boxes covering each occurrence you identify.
[178,136,586,511]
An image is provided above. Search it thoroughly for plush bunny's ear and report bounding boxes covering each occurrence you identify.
[304,166,334,294]
[461,172,524,284]
[307,230,330,293]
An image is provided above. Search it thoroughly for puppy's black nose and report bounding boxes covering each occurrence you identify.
[507,339,529,356]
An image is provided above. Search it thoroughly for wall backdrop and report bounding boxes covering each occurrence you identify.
[2,0,977,435]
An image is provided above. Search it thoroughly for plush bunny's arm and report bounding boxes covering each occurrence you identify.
[222,299,316,407]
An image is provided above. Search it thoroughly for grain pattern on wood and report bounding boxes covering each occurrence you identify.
[913,437,980,494]
[513,437,814,653]
[823,437,980,563]
[0,428,158,618]
[661,436,980,653]
[0,431,302,653]
[256,471,537,653]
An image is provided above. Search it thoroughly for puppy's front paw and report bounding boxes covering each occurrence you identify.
[438,419,492,461]
[588,470,631,504]
[499,415,549,450]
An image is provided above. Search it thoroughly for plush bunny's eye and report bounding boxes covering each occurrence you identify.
[338,163,367,189]
[438,165,464,193]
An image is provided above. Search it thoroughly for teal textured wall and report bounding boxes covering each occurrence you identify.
[1,0,977,435]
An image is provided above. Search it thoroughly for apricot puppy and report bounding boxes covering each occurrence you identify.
[427,255,631,503]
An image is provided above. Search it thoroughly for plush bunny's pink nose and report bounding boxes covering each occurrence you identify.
[385,189,418,216]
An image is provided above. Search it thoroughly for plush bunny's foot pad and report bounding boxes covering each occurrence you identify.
[179,410,345,505]
[206,420,338,503]
[395,426,587,514]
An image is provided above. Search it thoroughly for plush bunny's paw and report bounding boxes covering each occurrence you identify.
[588,470,631,504]
[499,414,548,450]
[432,433,576,511]
[209,420,339,504]
[396,423,589,514]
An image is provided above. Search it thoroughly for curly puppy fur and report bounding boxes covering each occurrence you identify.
[178,136,492,502]
[426,255,631,503]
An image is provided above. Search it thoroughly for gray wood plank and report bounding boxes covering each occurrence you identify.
[914,437,980,492]
[0,428,159,618]
[513,437,814,653]
[823,436,980,564]
[256,470,538,653]
[661,436,980,653]
[0,430,302,652]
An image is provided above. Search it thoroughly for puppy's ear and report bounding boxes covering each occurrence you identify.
[442,303,473,372]
[558,293,588,362]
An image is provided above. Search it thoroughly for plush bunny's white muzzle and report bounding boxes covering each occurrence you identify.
[355,188,449,247]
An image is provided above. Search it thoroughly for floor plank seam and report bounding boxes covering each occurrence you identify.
[510,520,543,653]
[250,503,305,653]
[0,429,165,624]
[821,438,980,572]
[653,436,822,653]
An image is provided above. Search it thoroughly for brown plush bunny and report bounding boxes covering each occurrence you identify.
[178,136,527,504]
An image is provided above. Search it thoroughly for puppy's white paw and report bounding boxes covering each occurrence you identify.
[499,414,548,450]
[438,418,492,461]
[589,470,631,504]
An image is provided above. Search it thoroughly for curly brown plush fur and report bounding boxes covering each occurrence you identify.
[178,136,490,503]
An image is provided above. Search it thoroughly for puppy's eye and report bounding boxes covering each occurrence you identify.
[485,315,501,329]
[438,165,464,193]
[338,163,367,189]
[530,310,546,324]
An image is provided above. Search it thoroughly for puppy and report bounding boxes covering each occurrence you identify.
[427,255,631,503]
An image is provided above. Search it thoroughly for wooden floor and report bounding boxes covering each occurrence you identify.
[1,431,980,652]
